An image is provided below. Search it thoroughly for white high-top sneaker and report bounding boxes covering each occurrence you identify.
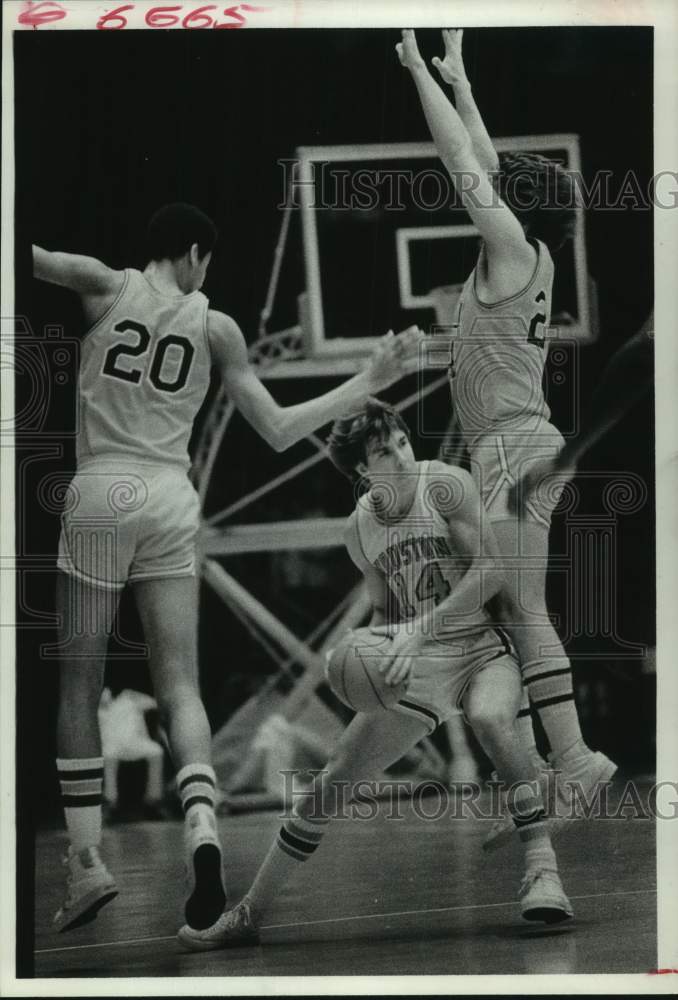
[53,845,118,933]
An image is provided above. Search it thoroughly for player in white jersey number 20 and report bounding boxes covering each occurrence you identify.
[398,30,616,848]
[33,202,423,939]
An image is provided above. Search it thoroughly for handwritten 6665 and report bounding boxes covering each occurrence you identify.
[17,1,272,30]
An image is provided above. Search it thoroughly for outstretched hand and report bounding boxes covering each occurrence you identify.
[365,325,424,391]
[432,29,469,87]
[395,29,426,72]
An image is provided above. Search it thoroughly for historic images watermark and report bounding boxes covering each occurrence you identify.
[279,770,677,824]
[278,159,677,213]
[5,319,150,655]
[343,464,648,658]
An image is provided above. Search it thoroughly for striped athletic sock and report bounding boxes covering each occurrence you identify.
[507,781,548,842]
[521,657,584,757]
[176,763,220,847]
[516,687,542,763]
[177,763,217,812]
[176,763,226,930]
[57,757,104,853]
[246,809,330,920]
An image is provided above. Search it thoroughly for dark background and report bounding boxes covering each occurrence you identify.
[14,27,654,833]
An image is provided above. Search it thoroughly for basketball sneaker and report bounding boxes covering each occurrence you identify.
[549,746,618,809]
[519,868,574,923]
[177,897,260,952]
[183,809,227,931]
[53,845,118,933]
[483,749,617,853]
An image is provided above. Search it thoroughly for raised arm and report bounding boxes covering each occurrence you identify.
[397,31,532,266]
[432,29,499,174]
[208,310,422,453]
[32,245,124,297]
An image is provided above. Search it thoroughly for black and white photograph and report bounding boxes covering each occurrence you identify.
[2,0,677,992]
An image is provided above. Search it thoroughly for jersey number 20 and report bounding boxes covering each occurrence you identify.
[102,320,194,393]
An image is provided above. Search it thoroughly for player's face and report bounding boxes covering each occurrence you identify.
[363,429,416,486]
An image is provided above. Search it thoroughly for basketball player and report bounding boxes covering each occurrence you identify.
[178,399,573,951]
[33,203,422,935]
[398,29,616,846]
[510,314,654,515]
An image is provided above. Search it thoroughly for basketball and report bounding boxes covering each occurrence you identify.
[325,627,409,712]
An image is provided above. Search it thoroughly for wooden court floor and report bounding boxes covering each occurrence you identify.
[33,776,657,978]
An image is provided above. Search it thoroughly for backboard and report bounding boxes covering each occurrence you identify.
[295,135,592,363]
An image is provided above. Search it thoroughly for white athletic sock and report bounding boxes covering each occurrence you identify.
[176,763,227,930]
[176,762,219,849]
[57,757,104,853]
[247,808,330,920]
[523,836,558,873]
[516,688,543,764]
[507,781,548,842]
[511,781,557,869]
[522,656,584,756]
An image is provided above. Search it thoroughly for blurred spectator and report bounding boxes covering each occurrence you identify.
[98,688,166,819]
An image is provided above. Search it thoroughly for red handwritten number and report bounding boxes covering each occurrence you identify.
[214,5,247,28]
[183,4,217,27]
[146,5,183,27]
[18,1,67,26]
[96,4,134,29]
[88,1,271,32]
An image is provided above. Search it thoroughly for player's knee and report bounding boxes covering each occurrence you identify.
[466,701,515,740]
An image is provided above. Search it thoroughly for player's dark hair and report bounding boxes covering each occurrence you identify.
[327,398,410,489]
[493,153,577,254]
[146,202,218,262]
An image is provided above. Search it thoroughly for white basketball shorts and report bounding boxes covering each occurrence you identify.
[392,626,520,734]
[469,423,566,528]
[57,459,200,591]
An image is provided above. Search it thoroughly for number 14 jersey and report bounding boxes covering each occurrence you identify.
[451,237,554,447]
[353,460,491,636]
[77,269,212,469]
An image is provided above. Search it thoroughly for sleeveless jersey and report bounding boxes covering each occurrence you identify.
[353,461,491,636]
[76,269,212,469]
[451,238,554,446]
